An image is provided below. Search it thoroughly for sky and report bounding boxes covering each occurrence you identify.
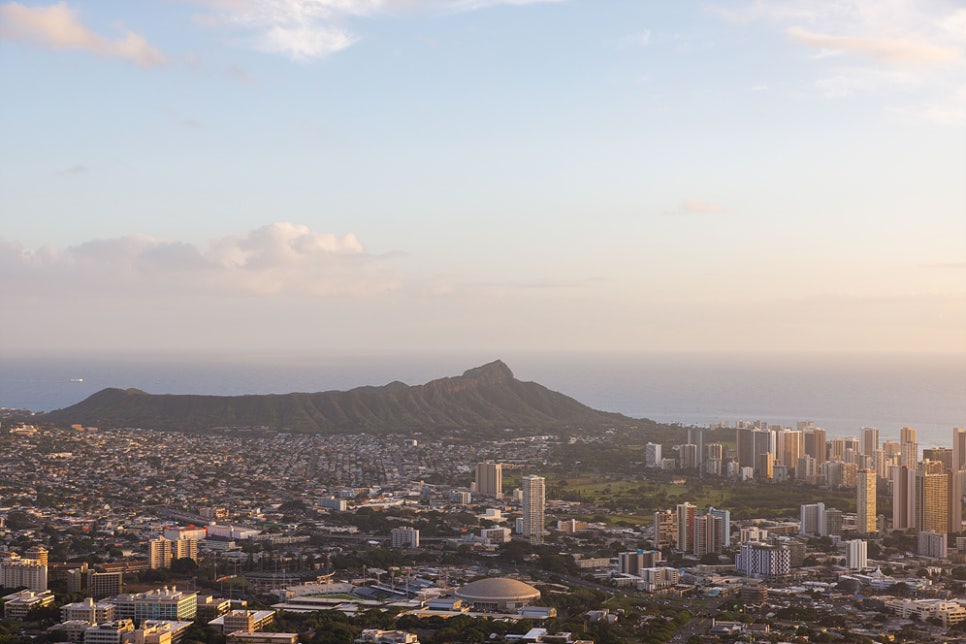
[1,0,964,355]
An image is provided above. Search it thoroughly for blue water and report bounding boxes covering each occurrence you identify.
[1,350,963,447]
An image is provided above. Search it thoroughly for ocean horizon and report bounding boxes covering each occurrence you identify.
[2,350,964,447]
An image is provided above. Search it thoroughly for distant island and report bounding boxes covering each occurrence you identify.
[38,360,647,435]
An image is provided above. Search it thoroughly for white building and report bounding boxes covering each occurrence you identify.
[645,443,662,468]
[0,557,47,592]
[845,539,867,571]
[735,542,790,579]
[390,527,420,549]
[521,475,546,545]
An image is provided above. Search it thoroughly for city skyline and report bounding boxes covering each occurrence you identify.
[1,1,964,355]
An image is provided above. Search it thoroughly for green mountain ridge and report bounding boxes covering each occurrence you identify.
[38,360,638,434]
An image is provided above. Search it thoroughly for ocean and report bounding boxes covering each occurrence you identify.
[1,350,963,447]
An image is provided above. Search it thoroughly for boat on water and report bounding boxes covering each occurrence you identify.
[69,378,84,382]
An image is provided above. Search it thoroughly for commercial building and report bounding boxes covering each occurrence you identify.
[618,550,661,576]
[645,443,662,469]
[83,620,135,644]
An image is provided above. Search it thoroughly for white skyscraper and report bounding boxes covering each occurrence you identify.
[521,475,545,545]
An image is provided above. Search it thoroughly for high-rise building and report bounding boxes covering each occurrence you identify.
[694,513,723,556]
[857,469,876,534]
[676,502,697,553]
[804,428,827,464]
[475,461,503,498]
[645,443,663,469]
[954,428,966,472]
[709,507,731,547]
[800,502,827,537]
[918,471,950,535]
[845,539,867,570]
[892,465,917,530]
[653,510,677,550]
[521,475,545,545]
[113,587,197,622]
[688,427,705,469]
[861,427,879,457]
[779,430,804,471]
[924,448,953,471]
[901,426,917,444]
[756,452,774,480]
[679,444,698,470]
[24,546,48,567]
[148,537,198,570]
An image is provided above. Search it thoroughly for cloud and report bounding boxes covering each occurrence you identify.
[891,85,966,126]
[0,1,166,67]
[815,66,919,98]
[0,222,399,298]
[58,164,88,176]
[616,29,651,49]
[787,26,960,66]
[663,199,728,216]
[194,0,564,60]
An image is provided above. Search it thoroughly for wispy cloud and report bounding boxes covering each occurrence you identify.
[787,26,960,66]
[0,1,166,67]
[663,199,728,216]
[194,0,564,60]
[0,223,399,298]
[710,1,966,125]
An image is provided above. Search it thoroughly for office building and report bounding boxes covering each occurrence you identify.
[521,475,545,545]
[475,461,503,498]
[640,567,679,592]
[89,571,123,599]
[857,469,876,534]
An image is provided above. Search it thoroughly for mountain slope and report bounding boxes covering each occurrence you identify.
[39,360,633,434]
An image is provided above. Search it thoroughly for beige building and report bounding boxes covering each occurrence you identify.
[521,475,545,545]
[857,469,876,534]
[475,461,503,498]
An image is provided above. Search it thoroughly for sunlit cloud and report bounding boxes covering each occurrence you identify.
[0,223,399,298]
[787,27,960,66]
[0,1,166,67]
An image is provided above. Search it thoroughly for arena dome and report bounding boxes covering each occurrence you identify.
[454,577,541,610]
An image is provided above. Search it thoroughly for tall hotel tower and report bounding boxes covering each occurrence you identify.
[522,475,546,545]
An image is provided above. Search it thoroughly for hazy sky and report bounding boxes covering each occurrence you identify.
[2,0,964,354]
